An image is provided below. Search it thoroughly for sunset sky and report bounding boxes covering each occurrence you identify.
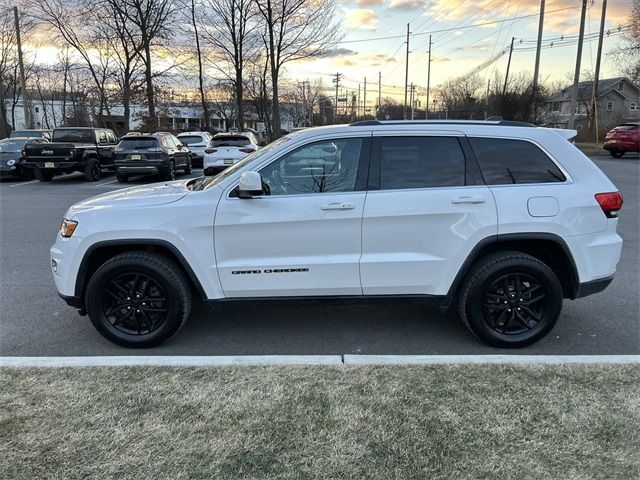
[25,0,634,104]
[290,0,634,102]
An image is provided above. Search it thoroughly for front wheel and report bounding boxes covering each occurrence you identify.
[85,251,192,347]
[459,251,562,348]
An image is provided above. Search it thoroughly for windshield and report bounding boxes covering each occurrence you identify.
[211,136,251,147]
[117,138,160,150]
[614,124,639,131]
[178,135,205,145]
[0,139,27,153]
[188,136,290,191]
[52,129,95,143]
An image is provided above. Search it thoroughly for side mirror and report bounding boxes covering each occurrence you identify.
[237,171,263,199]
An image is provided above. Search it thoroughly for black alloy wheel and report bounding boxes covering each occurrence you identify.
[482,273,548,335]
[85,251,191,347]
[459,251,563,348]
[102,273,168,336]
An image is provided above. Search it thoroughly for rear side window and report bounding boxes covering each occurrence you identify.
[469,138,566,184]
[379,136,465,189]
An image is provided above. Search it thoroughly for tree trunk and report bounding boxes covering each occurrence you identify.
[236,68,244,130]
[191,0,209,128]
[144,44,155,118]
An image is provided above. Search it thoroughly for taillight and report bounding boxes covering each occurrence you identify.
[239,148,255,153]
[595,192,623,218]
[21,149,26,157]
[205,148,217,154]
[69,148,76,158]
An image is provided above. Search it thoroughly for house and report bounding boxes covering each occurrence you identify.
[542,77,639,132]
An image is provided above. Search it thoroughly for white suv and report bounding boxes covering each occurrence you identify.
[51,120,623,348]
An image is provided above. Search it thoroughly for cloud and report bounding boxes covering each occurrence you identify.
[354,0,384,5]
[333,51,397,68]
[343,8,378,31]
[320,48,359,58]
[388,0,426,10]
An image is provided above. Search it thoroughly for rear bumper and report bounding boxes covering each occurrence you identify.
[116,161,167,175]
[574,276,614,298]
[23,160,84,169]
[603,140,639,152]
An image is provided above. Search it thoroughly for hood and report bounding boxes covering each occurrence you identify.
[67,179,191,216]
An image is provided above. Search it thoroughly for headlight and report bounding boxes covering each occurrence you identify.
[60,219,78,238]
[7,159,15,166]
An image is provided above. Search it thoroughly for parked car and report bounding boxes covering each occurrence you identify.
[51,120,623,348]
[10,129,52,141]
[603,123,639,157]
[113,132,192,182]
[177,131,213,168]
[203,132,260,175]
[0,137,47,180]
[22,127,118,182]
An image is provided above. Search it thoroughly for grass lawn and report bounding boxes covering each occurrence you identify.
[575,142,608,157]
[1,365,639,479]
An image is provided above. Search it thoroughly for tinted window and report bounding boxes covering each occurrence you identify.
[178,135,205,145]
[117,138,160,150]
[0,139,28,152]
[379,137,465,189]
[259,138,362,195]
[98,131,107,144]
[106,132,117,144]
[469,138,566,184]
[212,135,251,147]
[52,129,94,143]
[11,130,45,138]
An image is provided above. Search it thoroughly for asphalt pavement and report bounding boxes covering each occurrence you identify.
[1,155,638,356]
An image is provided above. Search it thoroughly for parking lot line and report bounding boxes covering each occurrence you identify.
[95,179,119,187]
[8,180,39,188]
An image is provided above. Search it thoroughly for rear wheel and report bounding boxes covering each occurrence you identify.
[116,173,128,183]
[34,168,55,182]
[610,150,624,158]
[184,155,192,174]
[164,160,176,181]
[84,158,102,181]
[85,251,191,348]
[459,251,562,348]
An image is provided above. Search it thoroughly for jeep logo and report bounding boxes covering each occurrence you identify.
[41,149,54,155]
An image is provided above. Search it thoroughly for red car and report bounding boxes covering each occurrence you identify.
[603,123,639,158]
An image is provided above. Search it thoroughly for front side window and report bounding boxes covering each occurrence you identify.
[379,136,465,190]
[259,138,362,195]
[469,137,566,185]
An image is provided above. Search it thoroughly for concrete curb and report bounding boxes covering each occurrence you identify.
[344,354,640,365]
[1,354,639,367]
[0,355,343,367]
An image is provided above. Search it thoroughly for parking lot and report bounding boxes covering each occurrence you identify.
[1,154,638,357]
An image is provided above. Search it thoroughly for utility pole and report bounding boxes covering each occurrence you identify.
[502,37,515,96]
[485,78,491,118]
[299,80,310,126]
[378,72,382,119]
[363,77,367,118]
[403,23,410,120]
[14,6,30,129]
[591,0,607,142]
[410,84,416,120]
[426,34,432,119]
[531,0,545,123]
[357,84,361,118]
[568,0,588,130]
[332,72,342,121]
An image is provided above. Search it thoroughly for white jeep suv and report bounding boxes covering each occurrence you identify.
[51,120,623,348]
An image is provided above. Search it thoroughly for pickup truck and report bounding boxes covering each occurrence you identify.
[23,127,119,182]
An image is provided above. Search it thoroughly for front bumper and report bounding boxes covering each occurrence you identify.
[0,166,21,177]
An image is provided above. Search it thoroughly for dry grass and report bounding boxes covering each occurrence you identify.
[575,143,608,156]
[1,365,639,479]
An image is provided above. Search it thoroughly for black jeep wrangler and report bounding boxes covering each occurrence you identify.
[23,127,118,182]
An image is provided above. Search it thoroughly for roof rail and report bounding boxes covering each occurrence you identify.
[348,120,536,128]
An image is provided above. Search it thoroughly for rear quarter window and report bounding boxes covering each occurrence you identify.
[469,137,566,184]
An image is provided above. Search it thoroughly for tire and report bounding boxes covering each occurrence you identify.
[164,160,176,181]
[116,173,128,183]
[34,168,55,182]
[458,251,563,348]
[84,157,102,181]
[184,155,192,174]
[20,167,34,181]
[85,251,192,348]
[610,151,624,158]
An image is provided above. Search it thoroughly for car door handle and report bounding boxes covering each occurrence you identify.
[451,196,486,204]
[321,202,355,210]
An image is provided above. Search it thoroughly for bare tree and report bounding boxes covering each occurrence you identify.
[610,0,640,84]
[245,54,272,135]
[254,0,341,138]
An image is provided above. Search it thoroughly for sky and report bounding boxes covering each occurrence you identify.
[289,0,635,103]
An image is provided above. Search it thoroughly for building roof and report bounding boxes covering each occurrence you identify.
[547,77,637,103]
